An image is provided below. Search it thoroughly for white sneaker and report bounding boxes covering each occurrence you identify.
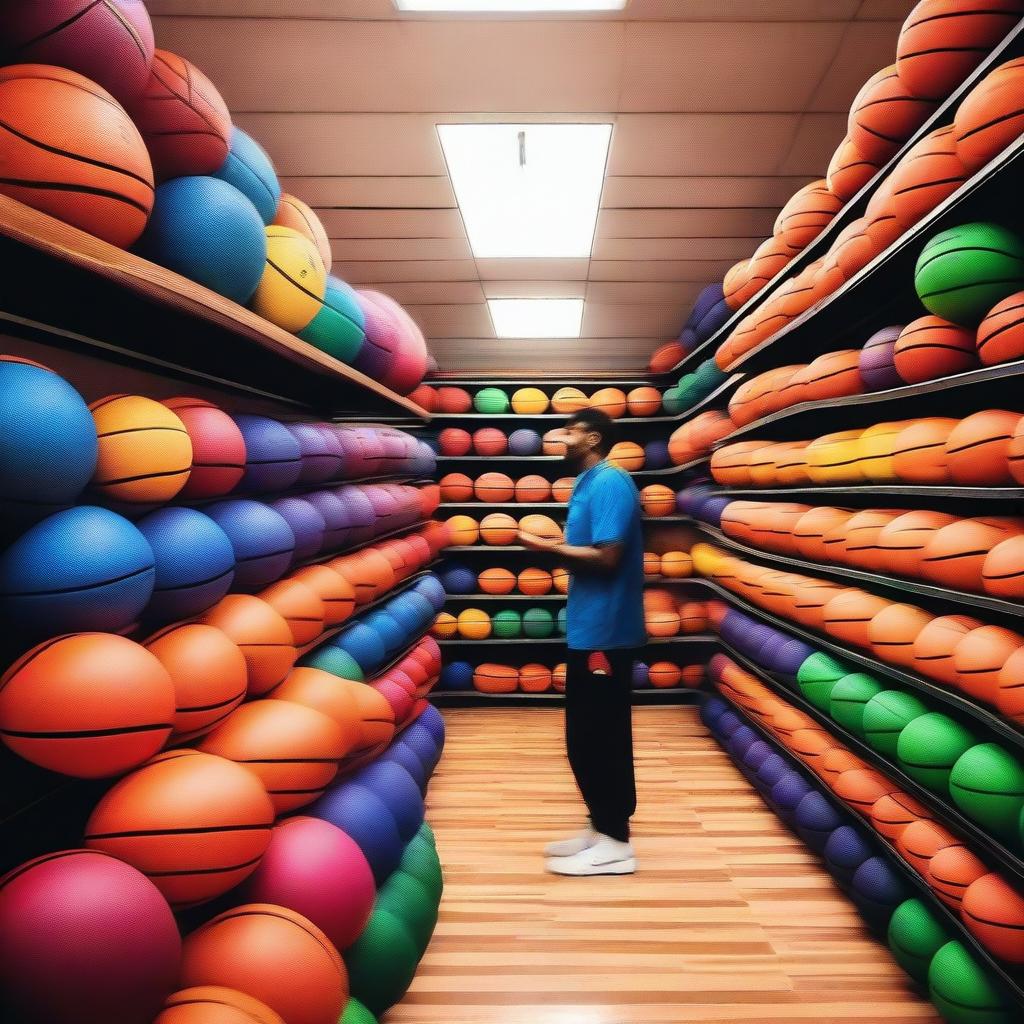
[544,827,597,858]
[545,835,636,876]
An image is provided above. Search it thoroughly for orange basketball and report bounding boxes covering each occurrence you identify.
[179,904,347,1024]
[430,611,457,638]
[145,623,248,741]
[977,291,1024,366]
[954,54,1024,173]
[0,632,174,778]
[474,663,518,694]
[551,387,589,414]
[660,551,693,578]
[849,64,939,164]
[85,749,275,907]
[678,602,709,635]
[1010,414,1024,484]
[794,507,853,562]
[921,518,1023,590]
[258,579,325,646]
[893,315,978,383]
[445,515,479,546]
[841,509,902,571]
[0,65,154,247]
[644,588,676,612]
[983,535,1024,597]
[926,844,989,910]
[551,477,576,502]
[627,387,663,417]
[643,551,661,577]
[641,484,676,517]
[437,387,473,413]
[945,409,1019,484]
[962,874,1024,964]
[818,748,870,785]
[589,388,627,419]
[681,664,705,688]
[822,589,891,648]
[518,567,553,596]
[895,819,962,877]
[542,429,567,457]
[953,624,1024,704]
[473,428,508,456]
[723,257,756,310]
[649,662,682,688]
[645,609,680,638]
[711,442,763,485]
[868,603,935,667]
[827,134,881,202]
[343,683,395,762]
[285,566,351,627]
[869,791,931,841]
[996,646,1024,722]
[552,567,570,593]
[268,669,368,748]
[440,472,475,502]
[156,987,284,1024]
[876,509,956,577]
[801,350,865,403]
[518,664,552,693]
[747,235,795,293]
[648,341,685,374]
[888,127,968,227]
[774,180,843,252]
[199,699,349,813]
[607,441,645,471]
[479,567,516,595]
[832,768,897,816]
[519,514,563,542]
[787,728,838,763]
[457,607,492,640]
[515,475,552,503]
[479,512,518,546]
[90,394,192,502]
[326,550,393,606]
[913,614,984,686]
[474,472,515,502]
[891,417,957,483]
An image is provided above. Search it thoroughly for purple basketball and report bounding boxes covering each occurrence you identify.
[303,490,354,551]
[716,709,742,737]
[333,485,376,544]
[632,661,651,689]
[701,694,729,726]
[824,825,875,886]
[509,429,542,456]
[756,752,791,789]
[794,791,844,853]
[676,484,713,516]
[696,495,731,526]
[694,296,731,342]
[689,283,724,328]
[287,422,343,483]
[270,496,326,562]
[850,856,909,928]
[859,325,905,392]
[772,637,817,677]
[726,724,758,759]
[353,429,386,476]
[232,415,302,494]
[644,440,670,470]
[364,485,400,532]
[334,428,366,476]
[771,771,813,825]
[410,440,436,475]
[679,326,698,351]
[378,430,411,470]
[743,739,772,772]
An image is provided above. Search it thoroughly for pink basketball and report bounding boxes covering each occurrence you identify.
[0,850,180,1024]
[373,680,414,724]
[363,290,428,395]
[240,817,375,952]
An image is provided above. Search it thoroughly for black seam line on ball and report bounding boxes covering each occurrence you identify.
[234,757,341,764]
[0,849,91,889]
[99,468,191,484]
[0,175,151,214]
[920,278,1024,300]
[947,435,1014,454]
[176,691,246,712]
[237,548,294,562]
[148,856,267,877]
[87,822,272,840]
[2,564,153,596]
[154,568,233,591]
[211,908,344,973]
[96,426,188,438]
[958,108,1024,141]
[950,782,1024,797]
[0,723,171,738]
[923,549,988,562]
[192,461,246,469]
[895,176,967,196]
[266,258,326,303]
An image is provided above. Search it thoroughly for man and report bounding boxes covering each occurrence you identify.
[518,408,645,876]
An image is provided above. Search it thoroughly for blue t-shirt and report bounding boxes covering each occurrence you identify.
[564,460,646,651]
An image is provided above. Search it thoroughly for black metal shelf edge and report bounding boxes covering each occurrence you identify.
[430,690,700,707]
[716,485,1024,507]
[436,634,717,647]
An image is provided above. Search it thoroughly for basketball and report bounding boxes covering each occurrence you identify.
[867,603,934,667]
[202,594,297,696]
[440,472,474,501]
[1011,414,1024,484]
[945,409,1019,484]
[645,609,680,638]
[259,579,325,646]
[273,194,332,272]
[627,387,663,417]
[511,387,549,414]
[950,742,1024,842]
[0,65,154,247]
[543,429,568,456]
[913,613,983,685]
[888,127,968,227]
[290,565,355,625]
[552,567,570,593]
[829,673,884,735]
[893,316,978,383]
[977,291,1024,365]
[519,664,552,693]
[431,611,457,638]
[891,417,956,483]
[437,387,473,413]
[983,535,1024,597]
[156,988,284,1024]
[961,873,1024,963]
[801,350,864,403]
[475,472,515,502]
[862,690,928,757]
[523,607,555,639]
[551,387,589,413]
[869,790,931,841]
[233,415,303,494]
[474,387,509,414]
[589,388,627,419]
[649,341,685,373]
[929,939,1012,1023]
[848,64,938,164]
[552,477,576,502]
[0,632,174,777]
[775,180,842,251]
[954,54,1024,172]
[474,663,517,694]
[204,500,295,590]
[508,428,542,456]
[660,551,693,578]
[648,662,682,688]
[806,429,864,484]
[518,567,553,595]
[896,819,961,877]
[90,394,192,502]
[877,509,956,576]
[251,226,328,334]
[927,845,989,910]
[833,768,897,817]
[491,610,522,638]
[516,474,551,502]
[445,515,479,546]
[519,513,562,541]
[897,712,978,792]
[479,512,518,546]
[213,125,281,224]
[822,590,890,649]
[827,134,881,202]
[922,518,1021,590]
[473,427,508,456]
[641,484,676,517]
[915,222,1024,326]
[954,624,1024,704]
[797,651,848,711]
[859,326,905,392]
[163,398,246,498]
[608,441,645,471]
[478,567,516,595]
[457,608,491,639]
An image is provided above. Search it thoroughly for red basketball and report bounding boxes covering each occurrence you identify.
[977,291,1024,366]
[648,341,685,374]
[439,428,472,456]
[827,134,881,201]
[954,53,1024,172]
[126,50,231,180]
[473,427,508,456]
[892,316,978,383]
[202,595,297,696]
[163,398,246,497]
[848,64,939,164]
[945,409,1019,484]
[888,127,968,227]
[85,748,275,907]
[436,387,472,413]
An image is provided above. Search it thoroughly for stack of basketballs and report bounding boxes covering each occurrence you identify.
[0,352,451,1024]
[0,2,428,393]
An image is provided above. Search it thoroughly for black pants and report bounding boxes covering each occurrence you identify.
[565,648,637,843]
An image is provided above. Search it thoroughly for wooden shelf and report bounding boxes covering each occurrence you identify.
[0,195,428,418]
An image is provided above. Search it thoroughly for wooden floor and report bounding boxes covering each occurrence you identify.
[390,706,942,1024]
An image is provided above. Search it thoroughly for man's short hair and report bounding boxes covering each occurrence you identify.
[566,408,618,456]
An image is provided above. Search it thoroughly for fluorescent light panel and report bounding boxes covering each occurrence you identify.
[488,298,584,338]
[398,2,626,11]
[438,123,612,258]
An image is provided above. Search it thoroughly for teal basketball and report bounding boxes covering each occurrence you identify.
[400,832,443,902]
[914,223,1024,326]
[299,644,365,681]
[375,869,439,955]
[897,712,977,794]
[887,898,952,984]
[557,606,567,636]
[950,742,1024,845]
[928,940,1014,1024]
[797,652,848,712]
[523,607,555,638]
[298,276,366,364]
[829,672,884,736]
[474,387,510,414]
[491,609,522,639]
[661,385,685,415]
[862,690,928,759]
[344,909,420,1016]
[417,821,436,848]
[341,998,378,1024]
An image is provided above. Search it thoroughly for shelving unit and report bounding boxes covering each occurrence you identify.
[431,689,700,708]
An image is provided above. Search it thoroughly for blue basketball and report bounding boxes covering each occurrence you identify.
[388,593,431,635]
[0,506,154,634]
[333,486,376,544]
[632,661,650,689]
[407,591,439,630]
[824,825,875,887]
[743,739,772,772]
[418,703,445,747]
[675,484,713,516]
[362,610,406,656]
[678,326,698,351]
[795,792,845,853]
[299,276,367,365]
[410,441,436,476]
[690,283,724,327]
[701,695,728,727]
[204,499,295,589]
[413,576,447,612]
[727,724,758,758]
[136,507,235,621]
[383,741,429,792]
[137,176,266,303]
[694,296,731,342]
[402,725,440,773]
[508,429,542,456]
[851,857,909,929]
[334,621,387,674]
[770,772,813,826]
[232,415,302,494]
[0,359,97,519]
[303,491,353,551]
[756,752,791,790]
[308,782,404,884]
[269,496,326,562]
[212,127,281,225]
[354,762,425,842]
[300,643,365,681]
[716,710,742,737]
[439,563,477,595]
[644,440,670,470]
[440,661,473,690]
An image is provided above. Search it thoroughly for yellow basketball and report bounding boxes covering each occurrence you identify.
[806,429,864,484]
[431,611,457,638]
[457,607,492,640]
[551,387,589,414]
[856,421,905,483]
[660,551,693,578]
[250,226,327,333]
[445,515,479,546]
[691,543,724,577]
[511,387,549,415]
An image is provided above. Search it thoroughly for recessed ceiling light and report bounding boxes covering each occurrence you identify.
[438,123,612,259]
[397,2,627,11]
[488,298,584,338]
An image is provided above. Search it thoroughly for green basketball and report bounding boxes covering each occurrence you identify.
[862,690,928,759]
[474,387,510,414]
[887,898,952,984]
[950,742,1024,844]
[400,832,443,902]
[418,821,436,847]
[914,222,1024,326]
[376,869,439,955]
[341,997,379,1024]
[523,606,555,638]
[797,652,848,712]
[928,940,1014,1024]
[556,606,567,636]
[299,644,364,680]
[897,712,977,794]
[675,372,699,400]
[298,284,366,364]
[661,385,685,415]
[491,609,522,638]
[344,909,420,1016]
[829,672,884,736]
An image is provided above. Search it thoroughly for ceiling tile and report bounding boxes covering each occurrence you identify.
[596,208,777,238]
[591,237,761,260]
[482,281,588,299]
[476,258,590,281]
[581,303,683,337]
[402,303,496,338]
[775,113,850,176]
[585,281,703,304]
[588,259,738,282]
[318,208,467,239]
[428,336,661,374]
[332,260,478,282]
[278,176,456,208]
[330,238,473,261]
[809,22,905,112]
[355,281,486,304]
[600,176,815,208]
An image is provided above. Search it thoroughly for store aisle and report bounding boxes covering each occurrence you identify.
[390,706,940,1024]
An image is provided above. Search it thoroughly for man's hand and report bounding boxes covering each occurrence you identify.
[518,529,559,551]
